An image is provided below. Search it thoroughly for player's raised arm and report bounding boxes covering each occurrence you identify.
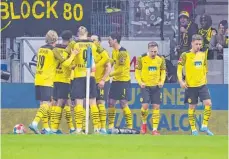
[61,49,80,67]
[135,56,144,87]
[159,56,166,88]
[177,53,187,88]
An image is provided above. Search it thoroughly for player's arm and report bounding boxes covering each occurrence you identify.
[177,53,187,88]
[65,40,76,54]
[160,56,166,85]
[53,48,65,62]
[110,51,127,77]
[177,53,185,82]
[135,57,143,85]
[62,45,80,67]
[204,50,208,74]
[96,50,110,68]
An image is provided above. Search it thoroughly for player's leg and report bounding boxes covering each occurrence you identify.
[29,86,52,134]
[108,81,118,129]
[51,98,64,134]
[140,87,150,134]
[96,81,110,134]
[64,99,75,134]
[72,78,85,134]
[119,81,132,129]
[151,86,162,135]
[89,77,100,133]
[199,85,214,135]
[185,88,199,135]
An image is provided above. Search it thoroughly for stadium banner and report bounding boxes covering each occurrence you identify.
[16,37,170,83]
[1,83,228,134]
[1,0,92,37]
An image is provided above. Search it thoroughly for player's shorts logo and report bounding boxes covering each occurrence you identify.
[188,98,192,103]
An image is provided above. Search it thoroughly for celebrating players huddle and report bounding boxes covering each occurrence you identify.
[29,26,214,136]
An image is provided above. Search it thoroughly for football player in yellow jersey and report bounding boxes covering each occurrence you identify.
[177,34,213,136]
[29,30,78,134]
[135,42,166,135]
[51,30,78,134]
[91,35,112,134]
[107,32,133,131]
[69,26,100,134]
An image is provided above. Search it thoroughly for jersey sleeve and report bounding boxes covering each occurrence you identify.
[160,56,166,70]
[135,57,142,70]
[118,50,128,65]
[53,48,65,62]
[177,52,186,66]
[65,40,76,54]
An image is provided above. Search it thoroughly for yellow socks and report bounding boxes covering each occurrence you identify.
[74,105,84,131]
[123,106,133,129]
[202,105,212,127]
[108,107,116,129]
[141,107,149,124]
[33,103,49,126]
[188,108,196,131]
[90,105,99,130]
[63,105,75,130]
[51,106,62,131]
[152,109,160,131]
[98,104,106,129]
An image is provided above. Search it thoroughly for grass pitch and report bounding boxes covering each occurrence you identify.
[1,135,228,159]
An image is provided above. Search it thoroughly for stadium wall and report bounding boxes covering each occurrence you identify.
[1,83,228,135]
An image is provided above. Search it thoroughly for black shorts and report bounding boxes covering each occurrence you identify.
[109,81,130,101]
[71,77,97,99]
[184,85,211,104]
[53,82,70,100]
[70,80,74,101]
[140,86,161,104]
[96,81,110,101]
[35,86,53,101]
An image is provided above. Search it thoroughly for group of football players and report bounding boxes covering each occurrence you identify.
[28,26,213,136]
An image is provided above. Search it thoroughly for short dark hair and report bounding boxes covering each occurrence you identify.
[192,34,203,41]
[61,30,73,41]
[97,35,101,42]
[110,32,121,44]
[148,41,158,48]
[219,20,228,29]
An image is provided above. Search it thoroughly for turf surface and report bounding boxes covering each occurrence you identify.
[1,135,228,159]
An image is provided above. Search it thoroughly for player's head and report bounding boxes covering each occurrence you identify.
[61,30,73,42]
[91,34,101,44]
[191,34,203,52]
[45,30,58,46]
[179,11,189,26]
[108,32,121,48]
[148,41,159,58]
[77,26,88,38]
[200,14,212,29]
[218,20,228,35]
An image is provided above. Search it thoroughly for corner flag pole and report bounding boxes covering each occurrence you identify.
[85,47,92,135]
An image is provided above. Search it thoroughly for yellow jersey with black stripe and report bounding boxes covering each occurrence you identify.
[135,54,166,86]
[94,44,110,83]
[54,44,72,84]
[178,51,207,87]
[35,44,57,87]
[72,40,97,78]
[110,47,130,81]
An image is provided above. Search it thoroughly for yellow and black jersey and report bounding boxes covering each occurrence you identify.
[35,44,57,87]
[72,39,97,78]
[135,54,166,86]
[54,44,72,84]
[198,27,215,48]
[110,47,130,81]
[94,44,110,83]
[177,51,208,87]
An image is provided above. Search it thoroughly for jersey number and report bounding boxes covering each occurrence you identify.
[37,55,45,69]
[83,49,87,63]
